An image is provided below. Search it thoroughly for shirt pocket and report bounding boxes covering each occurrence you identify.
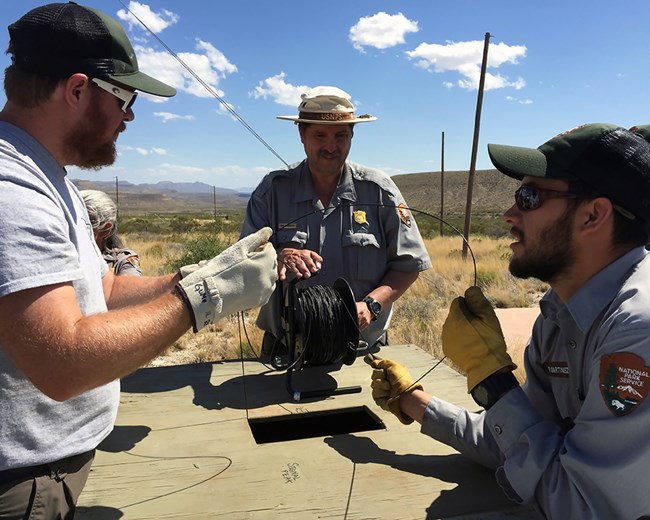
[277,229,308,249]
[342,231,384,282]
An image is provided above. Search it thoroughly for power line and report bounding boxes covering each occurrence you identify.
[116,0,289,168]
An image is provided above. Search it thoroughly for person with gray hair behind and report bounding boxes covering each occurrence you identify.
[81,189,142,276]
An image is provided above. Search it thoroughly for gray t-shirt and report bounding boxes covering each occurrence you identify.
[0,122,118,471]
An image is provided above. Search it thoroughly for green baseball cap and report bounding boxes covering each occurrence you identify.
[8,2,175,97]
[488,123,650,221]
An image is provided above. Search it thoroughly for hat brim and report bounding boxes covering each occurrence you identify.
[277,115,377,124]
[487,143,552,181]
[109,71,176,97]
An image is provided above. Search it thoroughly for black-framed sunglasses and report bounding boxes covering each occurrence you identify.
[514,185,581,211]
[91,77,138,113]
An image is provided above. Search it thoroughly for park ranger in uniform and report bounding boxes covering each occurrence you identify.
[367,123,650,519]
[241,86,431,356]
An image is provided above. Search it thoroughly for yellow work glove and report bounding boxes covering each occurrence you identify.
[442,286,516,393]
[364,354,423,425]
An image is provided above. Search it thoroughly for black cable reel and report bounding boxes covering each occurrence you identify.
[279,277,362,401]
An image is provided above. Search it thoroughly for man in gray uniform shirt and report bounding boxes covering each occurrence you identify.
[0,3,277,518]
[367,123,650,519]
[240,86,431,356]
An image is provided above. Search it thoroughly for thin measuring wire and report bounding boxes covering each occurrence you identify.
[273,203,478,389]
[237,202,478,388]
[275,202,478,286]
[116,0,289,168]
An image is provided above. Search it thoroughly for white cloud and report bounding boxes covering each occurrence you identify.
[406,40,527,91]
[350,12,419,52]
[117,1,179,33]
[506,96,533,105]
[158,163,206,174]
[121,146,170,156]
[153,111,196,123]
[116,4,237,104]
[251,73,311,107]
[133,38,237,100]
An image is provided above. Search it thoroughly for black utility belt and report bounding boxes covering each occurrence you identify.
[0,449,94,485]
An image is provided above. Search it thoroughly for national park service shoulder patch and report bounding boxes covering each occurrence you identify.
[599,352,649,416]
[397,203,412,228]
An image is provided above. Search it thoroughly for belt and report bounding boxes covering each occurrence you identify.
[0,450,94,485]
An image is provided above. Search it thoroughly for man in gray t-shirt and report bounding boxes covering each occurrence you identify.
[0,3,277,517]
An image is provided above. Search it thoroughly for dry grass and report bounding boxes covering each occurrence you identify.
[123,232,547,380]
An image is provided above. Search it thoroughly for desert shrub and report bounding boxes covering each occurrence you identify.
[165,233,229,272]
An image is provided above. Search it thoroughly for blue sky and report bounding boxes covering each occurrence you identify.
[1,1,648,191]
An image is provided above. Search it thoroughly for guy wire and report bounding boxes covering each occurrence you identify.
[116,0,289,168]
[272,202,478,390]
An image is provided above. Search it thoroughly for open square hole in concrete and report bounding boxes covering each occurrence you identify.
[249,406,385,444]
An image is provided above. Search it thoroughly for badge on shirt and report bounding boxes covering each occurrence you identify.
[353,210,367,225]
[397,203,412,228]
[599,352,649,416]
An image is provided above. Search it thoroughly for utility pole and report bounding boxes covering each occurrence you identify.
[440,131,445,237]
[462,31,490,259]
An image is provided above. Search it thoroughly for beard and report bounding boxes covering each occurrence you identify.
[66,98,120,169]
[509,206,576,283]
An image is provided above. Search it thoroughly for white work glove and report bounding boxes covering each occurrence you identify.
[177,227,277,332]
[178,260,207,279]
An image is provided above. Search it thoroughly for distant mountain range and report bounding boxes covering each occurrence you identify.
[72,168,519,217]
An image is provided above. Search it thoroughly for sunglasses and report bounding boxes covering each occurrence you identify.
[514,185,581,211]
[91,77,138,113]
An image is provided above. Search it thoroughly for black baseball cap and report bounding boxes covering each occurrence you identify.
[488,123,650,221]
[8,1,175,97]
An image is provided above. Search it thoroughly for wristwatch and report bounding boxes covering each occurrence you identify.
[362,296,382,321]
[471,371,519,410]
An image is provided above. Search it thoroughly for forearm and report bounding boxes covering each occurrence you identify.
[104,271,179,309]
[0,283,192,401]
[398,388,430,423]
[365,269,419,307]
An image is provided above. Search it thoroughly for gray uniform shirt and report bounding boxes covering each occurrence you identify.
[421,246,650,519]
[241,160,431,347]
[104,248,142,276]
[0,122,118,470]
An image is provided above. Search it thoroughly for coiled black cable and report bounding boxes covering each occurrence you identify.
[297,284,358,366]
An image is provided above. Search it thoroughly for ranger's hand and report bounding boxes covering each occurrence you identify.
[364,354,423,425]
[277,247,322,281]
[442,286,516,392]
[177,228,278,332]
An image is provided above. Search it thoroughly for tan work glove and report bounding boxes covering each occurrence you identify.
[364,354,423,425]
[177,228,278,332]
[442,286,516,393]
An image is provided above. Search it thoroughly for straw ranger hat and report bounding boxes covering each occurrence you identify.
[277,86,377,124]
